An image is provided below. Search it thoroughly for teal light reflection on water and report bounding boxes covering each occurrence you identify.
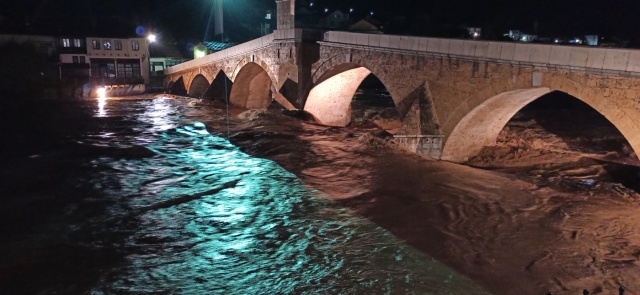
[90,121,491,295]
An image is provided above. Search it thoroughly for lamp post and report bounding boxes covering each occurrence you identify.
[146,34,156,91]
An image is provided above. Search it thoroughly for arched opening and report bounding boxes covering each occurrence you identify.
[188,74,210,98]
[458,90,640,191]
[168,77,187,96]
[202,70,232,101]
[189,74,209,98]
[443,88,638,172]
[305,65,399,129]
[229,63,272,109]
[350,74,401,132]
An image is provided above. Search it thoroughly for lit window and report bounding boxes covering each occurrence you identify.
[92,40,100,50]
[104,40,112,50]
[132,41,139,51]
[114,40,122,50]
[73,39,82,47]
[62,38,70,47]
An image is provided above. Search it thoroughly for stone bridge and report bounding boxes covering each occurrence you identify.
[165,0,640,162]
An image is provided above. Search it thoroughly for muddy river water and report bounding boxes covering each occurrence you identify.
[1,95,639,295]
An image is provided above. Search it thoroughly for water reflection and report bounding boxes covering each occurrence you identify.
[82,115,490,294]
[97,87,107,117]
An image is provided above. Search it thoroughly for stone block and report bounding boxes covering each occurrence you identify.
[513,43,531,62]
[439,39,453,54]
[380,35,390,48]
[528,44,551,64]
[602,49,630,71]
[368,34,381,47]
[485,42,502,59]
[499,43,516,60]
[344,32,357,44]
[388,35,402,49]
[626,50,640,73]
[449,39,464,56]
[585,47,607,70]
[411,37,421,51]
[418,38,429,52]
[462,41,476,57]
[569,47,589,68]
[474,42,489,58]
[399,36,413,50]
[356,33,368,46]
[549,46,572,66]
[427,38,441,53]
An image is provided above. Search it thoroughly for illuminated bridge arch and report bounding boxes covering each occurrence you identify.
[304,63,396,126]
[229,62,277,109]
[441,86,640,162]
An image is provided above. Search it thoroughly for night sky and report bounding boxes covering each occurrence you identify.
[1,0,640,45]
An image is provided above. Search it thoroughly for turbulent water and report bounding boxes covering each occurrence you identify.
[0,97,491,294]
[3,95,640,295]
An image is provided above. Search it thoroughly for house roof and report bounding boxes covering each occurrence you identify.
[349,19,383,33]
[202,41,236,51]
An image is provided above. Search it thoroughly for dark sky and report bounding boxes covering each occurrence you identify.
[1,0,640,43]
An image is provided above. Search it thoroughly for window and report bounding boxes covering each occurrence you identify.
[152,62,164,72]
[132,41,139,51]
[62,38,70,47]
[104,40,112,50]
[116,60,142,78]
[72,56,79,63]
[91,61,116,78]
[92,40,100,50]
[73,38,82,47]
[114,40,122,50]
[79,56,85,63]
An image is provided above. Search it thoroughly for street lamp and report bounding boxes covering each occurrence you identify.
[146,34,157,92]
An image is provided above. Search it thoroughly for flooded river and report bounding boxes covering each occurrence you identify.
[2,95,639,295]
[1,97,489,294]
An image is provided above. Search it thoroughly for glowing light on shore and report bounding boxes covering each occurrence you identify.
[97,87,107,116]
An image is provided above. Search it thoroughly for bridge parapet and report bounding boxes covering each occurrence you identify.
[166,33,276,75]
[320,31,640,77]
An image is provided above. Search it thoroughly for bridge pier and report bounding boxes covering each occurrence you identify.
[393,135,444,159]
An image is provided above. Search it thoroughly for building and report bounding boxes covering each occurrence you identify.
[149,43,190,91]
[348,19,383,34]
[53,35,151,97]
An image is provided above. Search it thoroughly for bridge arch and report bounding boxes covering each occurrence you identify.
[305,63,397,126]
[202,70,233,101]
[188,74,210,98]
[441,86,640,162]
[229,62,276,109]
[167,76,187,96]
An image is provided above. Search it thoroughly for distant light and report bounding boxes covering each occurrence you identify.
[195,49,206,58]
[147,34,157,43]
[324,8,328,13]
[370,11,374,16]
[349,8,354,13]
[97,87,107,116]
[97,87,106,99]
[310,2,314,7]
